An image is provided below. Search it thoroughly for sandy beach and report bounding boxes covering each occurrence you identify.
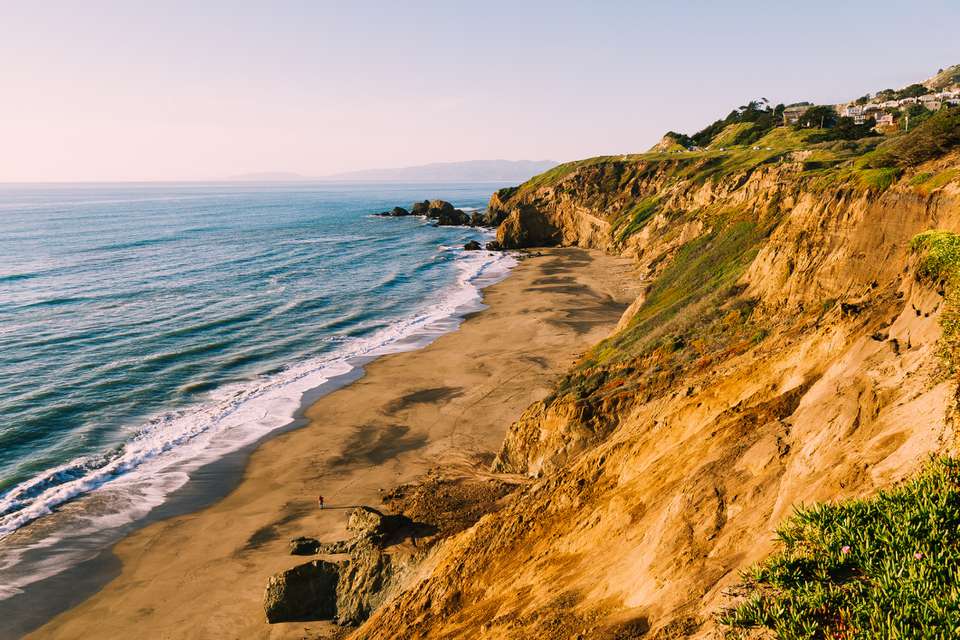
[24,248,636,639]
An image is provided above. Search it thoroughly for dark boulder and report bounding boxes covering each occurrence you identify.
[435,208,470,226]
[464,240,482,251]
[289,536,321,555]
[485,240,503,251]
[264,560,340,623]
[426,200,455,218]
[410,200,430,215]
[389,206,409,216]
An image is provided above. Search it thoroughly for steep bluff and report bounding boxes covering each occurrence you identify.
[353,136,960,637]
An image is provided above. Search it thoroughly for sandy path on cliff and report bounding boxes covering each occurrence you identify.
[27,247,637,640]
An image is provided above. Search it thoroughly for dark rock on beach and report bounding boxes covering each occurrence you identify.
[263,559,340,623]
[464,240,482,251]
[485,240,503,251]
[289,536,321,555]
[268,506,422,626]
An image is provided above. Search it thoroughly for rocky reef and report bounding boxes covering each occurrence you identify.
[375,199,507,228]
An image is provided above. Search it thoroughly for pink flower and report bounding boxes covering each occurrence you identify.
[914,552,924,560]
[841,545,851,555]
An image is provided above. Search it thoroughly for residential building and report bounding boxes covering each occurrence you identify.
[840,104,867,124]
[875,113,896,128]
[782,105,811,125]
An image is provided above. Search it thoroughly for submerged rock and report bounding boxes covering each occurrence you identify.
[264,559,340,623]
[374,206,411,217]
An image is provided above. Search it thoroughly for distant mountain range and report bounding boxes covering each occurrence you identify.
[225,160,560,183]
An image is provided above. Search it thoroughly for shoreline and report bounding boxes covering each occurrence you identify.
[0,230,510,611]
[19,247,637,640]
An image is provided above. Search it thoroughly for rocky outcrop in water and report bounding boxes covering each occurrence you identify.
[376,199,503,227]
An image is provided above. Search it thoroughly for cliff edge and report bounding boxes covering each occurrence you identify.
[343,104,960,638]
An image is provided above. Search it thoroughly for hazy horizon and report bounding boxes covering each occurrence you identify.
[3,1,959,182]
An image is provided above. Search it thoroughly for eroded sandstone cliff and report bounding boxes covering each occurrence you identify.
[346,125,960,638]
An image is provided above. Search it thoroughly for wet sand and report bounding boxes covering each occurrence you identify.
[27,248,636,640]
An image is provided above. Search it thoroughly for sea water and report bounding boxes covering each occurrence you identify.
[0,181,514,601]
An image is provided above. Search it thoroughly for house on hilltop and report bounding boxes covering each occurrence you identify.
[782,104,811,125]
[874,113,896,128]
[840,104,867,124]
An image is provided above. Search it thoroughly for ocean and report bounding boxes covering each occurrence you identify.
[0,181,513,604]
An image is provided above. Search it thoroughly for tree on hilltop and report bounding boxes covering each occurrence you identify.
[795,105,838,129]
[897,83,932,99]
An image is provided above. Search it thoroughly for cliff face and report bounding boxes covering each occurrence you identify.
[355,142,960,638]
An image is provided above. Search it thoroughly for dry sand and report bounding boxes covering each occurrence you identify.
[27,248,636,640]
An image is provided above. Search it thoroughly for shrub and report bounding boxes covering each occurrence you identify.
[911,230,960,370]
[721,456,960,639]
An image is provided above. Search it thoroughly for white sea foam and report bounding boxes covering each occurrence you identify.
[0,243,515,599]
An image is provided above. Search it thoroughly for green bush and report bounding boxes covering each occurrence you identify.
[721,456,960,639]
[911,230,960,370]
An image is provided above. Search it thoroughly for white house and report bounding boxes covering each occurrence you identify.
[875,113,896,128]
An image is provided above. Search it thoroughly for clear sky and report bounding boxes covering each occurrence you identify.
[2,1,958,182]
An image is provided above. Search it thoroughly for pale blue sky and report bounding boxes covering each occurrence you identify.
[2,1,958,181]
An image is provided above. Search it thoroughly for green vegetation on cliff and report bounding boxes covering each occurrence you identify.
[862,108,960,168]
[594,219,764,366]
[610,196,659,245]
[912,230,960,370]
[721,457,960,639]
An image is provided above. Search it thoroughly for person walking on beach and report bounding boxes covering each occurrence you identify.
[318,495,324,510]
